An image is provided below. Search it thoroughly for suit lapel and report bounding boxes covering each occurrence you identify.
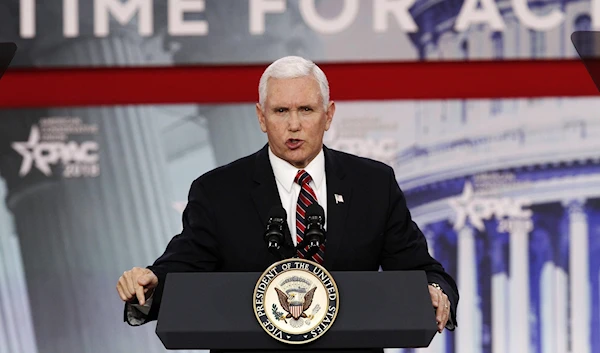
[323,146,352,269]
[251,145,283,228]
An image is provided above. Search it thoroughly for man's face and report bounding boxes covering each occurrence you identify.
[256,75,334,168]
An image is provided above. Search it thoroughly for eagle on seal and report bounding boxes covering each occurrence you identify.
[275,287,317,320]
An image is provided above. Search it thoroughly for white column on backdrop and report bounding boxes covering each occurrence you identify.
[491,268,508,353]
[508,217,532,353]
[0,235,39,353]
[540,261,568,353]
[0,181,39,353]
[564,198,591,353]
[552,265,568,353]
[456,224,480,353]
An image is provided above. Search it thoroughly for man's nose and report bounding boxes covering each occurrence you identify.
[288,111,301,131]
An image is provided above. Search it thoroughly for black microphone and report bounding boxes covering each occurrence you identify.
[265,206,287,251]
[301,203,326,258]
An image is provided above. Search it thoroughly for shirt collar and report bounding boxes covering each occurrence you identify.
[268,146,325,193]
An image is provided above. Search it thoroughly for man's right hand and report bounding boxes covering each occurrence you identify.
[116,267,158,306]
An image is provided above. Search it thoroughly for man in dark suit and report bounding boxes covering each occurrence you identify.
[116,56,458,350]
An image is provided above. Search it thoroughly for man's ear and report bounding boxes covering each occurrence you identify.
[324,101,335,131]
[256,103,267,133]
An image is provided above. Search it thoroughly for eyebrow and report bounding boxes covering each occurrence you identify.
[269,103,318,112]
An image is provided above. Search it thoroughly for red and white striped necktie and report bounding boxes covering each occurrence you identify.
[294,170,325,264]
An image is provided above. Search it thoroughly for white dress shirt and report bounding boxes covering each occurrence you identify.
[268,147,328,245]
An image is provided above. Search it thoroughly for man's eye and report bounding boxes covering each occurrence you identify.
[277,108,286,113]
[303,107,312,111]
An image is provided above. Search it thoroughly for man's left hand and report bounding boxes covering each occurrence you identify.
[429,284,450,333]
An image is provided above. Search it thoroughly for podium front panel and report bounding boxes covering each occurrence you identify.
[156,271,438,350]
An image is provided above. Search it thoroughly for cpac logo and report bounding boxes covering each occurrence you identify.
[449,181,532,232]
[11,126,99,177]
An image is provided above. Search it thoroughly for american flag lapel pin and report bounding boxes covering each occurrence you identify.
[334,194,344,204]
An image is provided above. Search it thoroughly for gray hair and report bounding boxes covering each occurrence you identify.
[258,56,330,110]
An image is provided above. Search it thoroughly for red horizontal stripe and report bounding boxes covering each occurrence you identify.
[0,59,597,108]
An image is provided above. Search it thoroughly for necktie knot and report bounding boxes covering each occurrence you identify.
[294,170,312,186]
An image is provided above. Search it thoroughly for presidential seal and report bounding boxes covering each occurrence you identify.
[253,258,339,344]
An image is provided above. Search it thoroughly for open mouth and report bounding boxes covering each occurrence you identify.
[286,139,303,149]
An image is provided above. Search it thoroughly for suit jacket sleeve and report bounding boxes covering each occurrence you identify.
[379,167,459,329]
[123,178,221,324]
